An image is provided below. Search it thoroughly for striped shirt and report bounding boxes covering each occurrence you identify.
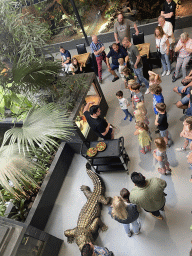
[90,40,104,57]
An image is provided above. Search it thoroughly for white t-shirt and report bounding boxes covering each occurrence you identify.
[119,64,125,78]
[159,21,175,44]
[118,97,128,109]
[68,63,78,72]
[156,35,168,54]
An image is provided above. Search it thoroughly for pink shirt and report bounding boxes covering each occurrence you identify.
[176,38,192,58]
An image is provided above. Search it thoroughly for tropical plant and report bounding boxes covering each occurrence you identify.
[0,145,39,198]
[0,0,51,64]
[1,103,74,155]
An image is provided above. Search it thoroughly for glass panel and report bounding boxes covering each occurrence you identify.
[15,235,45,256]
[75,81,101,138]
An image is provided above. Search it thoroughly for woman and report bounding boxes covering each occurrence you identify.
[155,26,171,77]
[108,196,140,237]
[69,57,83,75]
[172,32,192,82]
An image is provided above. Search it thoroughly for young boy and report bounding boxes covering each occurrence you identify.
[155,103,173,147]
[118,58,126,83]
[122,67,135,89]
[116,90,133,121]
[149,84,164,133]
[131,83,144,109]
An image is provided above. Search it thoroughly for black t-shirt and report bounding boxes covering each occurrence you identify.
[158,112,168,131]
[84,111,108,138]
[162,1,176,27]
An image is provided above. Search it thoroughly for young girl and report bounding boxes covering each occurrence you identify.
[153,137,172,175]
[136,102,147,116]
[148,71,162,86]
[108,196,140,237]
[134,121,151,154]
[118,58,126,86]
[122,67,136,89]
[134,109,149,125]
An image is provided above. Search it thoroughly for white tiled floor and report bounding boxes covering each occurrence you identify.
[45,28,192,255]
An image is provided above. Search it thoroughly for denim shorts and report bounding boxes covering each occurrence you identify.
[177,86,190,105]
[185,138,192,143]
[111,64,119,70]
[160,129,168,138]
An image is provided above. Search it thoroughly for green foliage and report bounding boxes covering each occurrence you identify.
[0,202,6,216]
[0,86,33,121]
[11,60,61,94]
[135,0,165,21]
[105,0,120,18]
[0,0,51,64]
[10,198,28,221]
[2,103,74,155]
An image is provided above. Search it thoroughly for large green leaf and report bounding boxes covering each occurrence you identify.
[2,103,74,154]
[0,145,38,198]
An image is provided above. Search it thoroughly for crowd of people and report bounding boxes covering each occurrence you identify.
[59,1,192,255]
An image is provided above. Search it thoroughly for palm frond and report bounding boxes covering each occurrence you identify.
[12,60,61,93]
[2,103,74,154]
[0,145,38,198]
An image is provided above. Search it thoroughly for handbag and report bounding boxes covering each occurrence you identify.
[156,38,161,59]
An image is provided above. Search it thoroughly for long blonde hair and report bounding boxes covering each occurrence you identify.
[134,109,145,122]
[111,196,128,220]
[136,102,147,115]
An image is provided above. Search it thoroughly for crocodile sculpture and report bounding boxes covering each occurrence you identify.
[64,162,111,251]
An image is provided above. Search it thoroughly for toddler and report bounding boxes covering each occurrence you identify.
[134,121,151,154]
[116,90,133,121]
[149,84,164,133]
[153,137,172,175]
[134,109,149,125]
[118,58,126,84]
[177,116,192,152]
[122,67,135,89]
[131,83,144,109]
[155,103,173,147]
[148,71,162,86]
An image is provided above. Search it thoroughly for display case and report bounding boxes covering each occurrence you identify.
[68,73,108,153]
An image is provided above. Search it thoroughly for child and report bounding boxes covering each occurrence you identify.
[134,121,151,154]
[149,84,164,133]
[122,67,135,89]
[131,83,144,109]
[148,71,162,86]
[118,58,126,85]
[116,90,133,121]
[136,102,147,116]
[177,116,192,152]
[155,103,173,147]
[134,109,149,125]
[120,188,130,204]
[153,137,172,175]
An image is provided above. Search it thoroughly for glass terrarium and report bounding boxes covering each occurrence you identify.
[75,81,102,138]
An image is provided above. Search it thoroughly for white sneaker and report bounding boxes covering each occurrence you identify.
[145,88,150,94]
[176,147,186,152]
[162,71,166,77]
[166,70,171,76]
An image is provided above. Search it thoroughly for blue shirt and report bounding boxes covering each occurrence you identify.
[90,40,104,57]
[61,49,71,64]
[107,46,128,66]
[153,93,164,114]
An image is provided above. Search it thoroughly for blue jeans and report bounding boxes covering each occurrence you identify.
[122,109,132,118]
[123,219,140,234]
[161,53,171,72]
[133,67,149,88]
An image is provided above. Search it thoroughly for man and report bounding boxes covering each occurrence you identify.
[81,243,113,256]
[106,43,128,82]
[161,0,176,32]
[122,37,149,94]
[173,81,192,109]
[83,103,114,140]
[90,35,107,84]
[60,46,71,72]
[158,16,175,62]
[129,172,167,220]
[114,13,139,44]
